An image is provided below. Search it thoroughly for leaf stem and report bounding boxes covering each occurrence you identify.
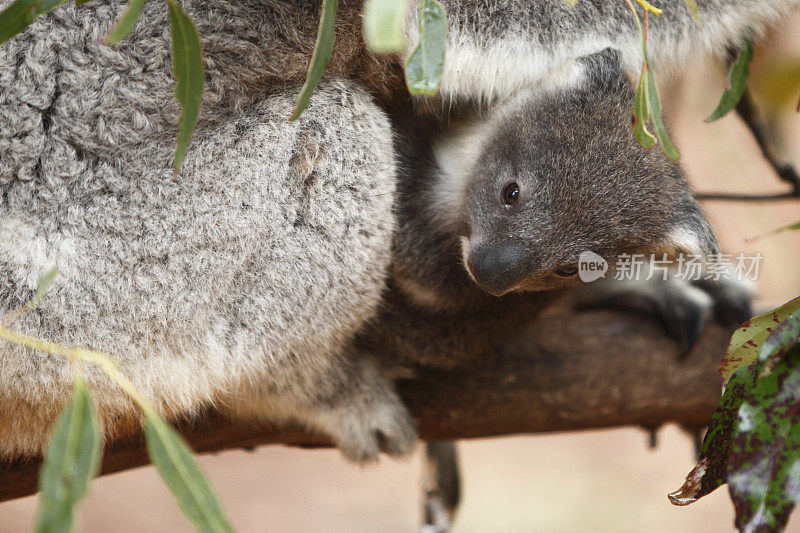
[0,326,153,412]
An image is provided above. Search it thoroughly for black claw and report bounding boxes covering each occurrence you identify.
[657,300,706,358]
[692,279,754,328]
[647,427,659,449]
[714,294,753,328]
[680,312,705,357]
[374,429,389,454]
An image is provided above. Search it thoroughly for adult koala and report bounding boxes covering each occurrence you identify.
[0,0,412,462]
[0,0,795,463]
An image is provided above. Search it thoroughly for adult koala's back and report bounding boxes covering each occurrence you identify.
[0,0,410,460]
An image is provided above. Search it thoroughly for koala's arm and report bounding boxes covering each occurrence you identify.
[407,0,799,103]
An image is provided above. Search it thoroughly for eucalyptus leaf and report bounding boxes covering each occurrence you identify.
[144,411,234,533]
[721,297,800,384]
[645,69,680,160]
[25,268,58,312]
[758,311,800,379]
[105,0,146,45]
[0,0,38,45]
[706,38,754,122]
[290,0,338,121]
[404,0,446,96]
[748,219,800,243]
[669,364,757,506]
[363,0,407,54]
[166,0,204,173]
[728,346,800,533]
[34,0,64,16]
[632,70,656,149]
[35,376,102,533]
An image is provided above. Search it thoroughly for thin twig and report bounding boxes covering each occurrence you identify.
[735,89,800,194]
[695,191,799,201]
[694,51,800,202]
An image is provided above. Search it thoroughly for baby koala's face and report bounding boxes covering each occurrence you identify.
[456,49,718,296]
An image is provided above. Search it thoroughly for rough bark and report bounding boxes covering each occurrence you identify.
[0,307,731,502]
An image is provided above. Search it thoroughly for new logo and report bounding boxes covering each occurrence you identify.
[578,251,608,283]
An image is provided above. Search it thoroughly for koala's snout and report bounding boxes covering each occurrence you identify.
[465,240,528,296]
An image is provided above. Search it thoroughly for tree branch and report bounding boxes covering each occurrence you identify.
[0,307,733,503]
[695,88,800,202]
[735,89,800,194]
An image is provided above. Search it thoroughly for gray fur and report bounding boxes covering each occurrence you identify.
[0,0,790,462]
[388,49,717,311]
[359,48,739,372]
[0,0,412,460]
[406,0,800,105]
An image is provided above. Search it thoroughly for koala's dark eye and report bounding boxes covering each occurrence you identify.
[554,266,579,278]
[502,182,520,205]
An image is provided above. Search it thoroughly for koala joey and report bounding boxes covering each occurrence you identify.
[0,0,784,463]
[361,47,750,370]
[390,49,716,310]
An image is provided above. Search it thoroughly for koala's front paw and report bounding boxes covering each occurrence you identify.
[692,278,753,328]
[318,392,417,463]
[573,277,754,356]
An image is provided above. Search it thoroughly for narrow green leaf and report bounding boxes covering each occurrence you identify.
[35,375,102,533]
[34,0,64,16]
[166,0,204,173]
[748,219,800,243]
[144,411,234,533]
[645,69,680,160]
[363,0,407,54]
[24,268,58,312]
[75,0,91,5]
[290,0,338,121]
[721,297,800,384]
[0,0,38,45]
[669,364,757,505]
[105,0,146,45]
[404,0,446,96]
[706,38,754,122]
[632,71,656,149]
[728,346,800,532]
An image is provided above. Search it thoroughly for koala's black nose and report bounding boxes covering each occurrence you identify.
[466,240,528,296]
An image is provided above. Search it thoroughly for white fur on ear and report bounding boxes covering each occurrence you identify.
[428,120,489,230]
[664,224,718,257]
[667,226,704,256]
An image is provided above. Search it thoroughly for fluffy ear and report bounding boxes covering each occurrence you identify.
[577,47,627,91]
[662,193,719,257]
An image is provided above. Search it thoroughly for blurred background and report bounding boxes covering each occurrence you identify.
[1,10,800,533]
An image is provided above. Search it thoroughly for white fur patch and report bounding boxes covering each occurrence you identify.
[434,37,602,104]
[402,0,800,104]
[429,120,489,229]
[459,235,473,282]
[393,274,448,311]
[0,216,78,290]
[666,226,705,257]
